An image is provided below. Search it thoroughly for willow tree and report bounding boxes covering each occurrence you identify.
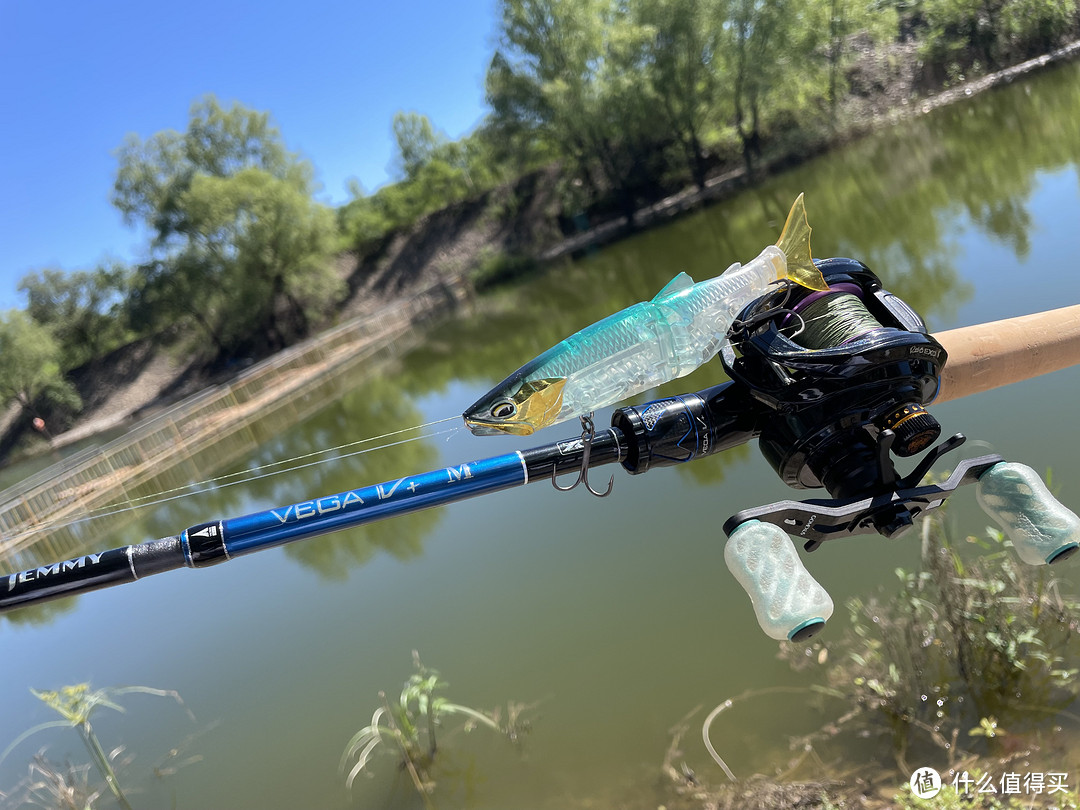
[390,112,497,210]
[0,310,81,420]
[815,0,898,113]
[113,96,341,355]
[920,0,1078,70]
[176,166,339,350]
[487,0,667,219]
[633,0,729,190]
[721,0,899,170]
[17,263,132,370]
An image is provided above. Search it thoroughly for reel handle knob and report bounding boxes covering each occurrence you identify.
[725,520,834,641]
[976,462,1080,565]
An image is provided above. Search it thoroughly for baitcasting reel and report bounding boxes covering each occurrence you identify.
[611,258,1080,641]
[722,257,969,544]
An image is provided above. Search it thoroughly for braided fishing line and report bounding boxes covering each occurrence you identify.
[728,287,888,352]
[791,292,883,348]
[8,417,462,545]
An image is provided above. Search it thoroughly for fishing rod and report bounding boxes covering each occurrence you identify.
[2,261,1077,630]
[3,201,1079,642]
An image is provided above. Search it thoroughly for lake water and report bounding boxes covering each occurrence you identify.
[2,59,1080,809]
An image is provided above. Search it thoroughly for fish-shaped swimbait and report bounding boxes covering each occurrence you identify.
[463,194,827,436]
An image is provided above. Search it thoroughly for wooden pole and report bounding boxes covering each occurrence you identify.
[934,304,1080,403]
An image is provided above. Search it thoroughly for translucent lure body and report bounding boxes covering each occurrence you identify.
[464,246,787,435]
[463,194,827,436]
[544,247,784,424]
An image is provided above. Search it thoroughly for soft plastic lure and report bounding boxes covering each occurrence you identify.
[464,194,828,436]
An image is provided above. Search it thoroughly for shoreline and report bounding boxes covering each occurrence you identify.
[3,38,1080,472]
[542,37,1080,261]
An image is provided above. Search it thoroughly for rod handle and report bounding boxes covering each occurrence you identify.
[934,304,1080,404]
[976,462,1080,565]
[724,520,834,641]
[0,536,184,612]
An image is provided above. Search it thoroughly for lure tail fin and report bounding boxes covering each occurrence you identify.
[775,194,828,291]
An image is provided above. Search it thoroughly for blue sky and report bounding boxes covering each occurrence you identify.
[0,0,498,310]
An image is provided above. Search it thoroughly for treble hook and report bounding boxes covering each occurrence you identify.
[552,412,615,497]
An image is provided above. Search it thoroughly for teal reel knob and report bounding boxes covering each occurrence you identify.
[725,520,834,641]
[977,462,1080,565]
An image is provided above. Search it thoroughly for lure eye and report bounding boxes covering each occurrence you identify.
[490,401,516,420]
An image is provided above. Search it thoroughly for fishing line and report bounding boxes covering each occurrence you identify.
[7,417,462,544]
[117,415,463,510]
[728,286,887,352]
[792,292,883,348]
[3,426,462,547]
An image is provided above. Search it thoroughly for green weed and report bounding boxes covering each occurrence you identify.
[341,651,533,805]
[778,510,1080,776]
[0,683,192,810]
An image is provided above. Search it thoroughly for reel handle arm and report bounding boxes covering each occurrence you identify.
[722,452,1005,551]
[720,453,1003,643]
[721,456,1080,643]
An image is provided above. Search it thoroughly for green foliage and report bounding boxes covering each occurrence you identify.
[18,262,133,369]
[0,683,192,810]
[114,95,341,355]
[393,111,444,181]
[968,715,1006,738]
[484,0,1072,202]
[484,0,904,202]
[341,652,532,802]
[113,96,295,242]
[0,310,81,418]
[818,0,900,110]
[918,0,1079,75]
[721,0,847,172]
[632,0,729,189]
[338,118,504,252]
[785,514,1080,771]
[336,188,393,251]
[177,167,341,349]
[488,0,670,214]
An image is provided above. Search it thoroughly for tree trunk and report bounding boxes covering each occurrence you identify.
[689,129,709,191]
[188,308,228,356]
